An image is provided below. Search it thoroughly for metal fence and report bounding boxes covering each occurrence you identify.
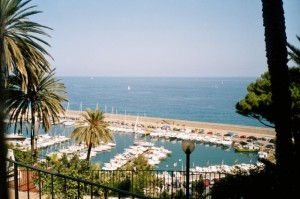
[6,159,156,199]
[7,158,228,199]
[88,169,226,198]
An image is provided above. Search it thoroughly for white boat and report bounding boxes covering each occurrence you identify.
[107,142,117,147]
[62,120,75,126]
[133,140,154,147]
[221,137,233,147]
[147,155,160,165]
[258,151,268,159]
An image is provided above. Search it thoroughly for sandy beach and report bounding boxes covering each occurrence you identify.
[64,110,276,139]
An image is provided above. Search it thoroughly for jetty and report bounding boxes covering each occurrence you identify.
[63,110,276,138]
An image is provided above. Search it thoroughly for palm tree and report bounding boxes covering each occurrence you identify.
[287,35,300,66]
[261,0,296,196]
[5,69,68,154]
[0,0,52,88]
[71,108,113,161]
[1,0,52,196]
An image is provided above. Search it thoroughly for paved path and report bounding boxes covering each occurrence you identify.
[9,188,47,199]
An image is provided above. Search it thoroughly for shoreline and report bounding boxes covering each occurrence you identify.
[64,110,276,138]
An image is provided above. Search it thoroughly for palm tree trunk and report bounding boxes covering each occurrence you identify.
[261,0,295,196]
[0,87,8,198]
[86,143,92,161]
[31,109,36,153]
[0,9,9,198]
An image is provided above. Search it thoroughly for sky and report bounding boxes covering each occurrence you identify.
[31,0,300,77]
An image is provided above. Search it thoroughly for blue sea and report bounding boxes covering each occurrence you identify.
[61,77,266,127]
[10,77,271,169]
[59,77,270,168]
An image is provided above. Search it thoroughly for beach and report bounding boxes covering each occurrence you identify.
[64,110,276,139]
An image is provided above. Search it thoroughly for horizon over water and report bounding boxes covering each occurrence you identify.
[61,76,269,128]
[27,76,269,169]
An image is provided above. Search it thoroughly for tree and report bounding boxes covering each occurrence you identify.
[236,33,300,196]
[36,153,100,198]
[235,67,300,128]
[0,0,52,88]
[5,69,68,154]
[287,35,300,66]
[71,108,113,161]
[257,0,294,197]
[233,1,300,197]
[1,0,52,197]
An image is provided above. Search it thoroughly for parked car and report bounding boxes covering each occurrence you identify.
[254,141,264,146]
[269,138,275,143]
[240,135,247,139]
[265,144,274,149]
[247,136,257,141]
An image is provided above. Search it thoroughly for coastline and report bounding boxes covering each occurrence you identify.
[64,110,276,138]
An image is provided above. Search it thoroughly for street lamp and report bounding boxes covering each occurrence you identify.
[181,140,195,198]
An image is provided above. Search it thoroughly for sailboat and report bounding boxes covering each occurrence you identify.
[133,116,154,147]
[62,102,75,126]
[133,115,139,133]
[128,85,131,91]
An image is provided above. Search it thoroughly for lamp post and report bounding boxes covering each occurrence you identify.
[181,140,195,198]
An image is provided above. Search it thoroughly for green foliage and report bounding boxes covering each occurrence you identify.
[0,0,52,85]
[159,191,171,199]
[210,160,279,199]
[287,35,300,66]
[7,146,36,165]
[6,69,68,152]
[236,67,300,128]
[114,177,131,192]
[236,36,300,130]
[173,189,187,199]
[235,72,273,125]
[34,153,99,198]
[191,178,206,199]
[71,108,113,161]
[120,154,160,196]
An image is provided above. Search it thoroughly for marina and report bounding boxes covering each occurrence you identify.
[6,113,274,172]
[5,77,276,176]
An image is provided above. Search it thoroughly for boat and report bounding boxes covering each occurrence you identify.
[133,140,154,147]
[258,151,268,159]
[220,137,233,148]
[144,130,151,136]
[234,144,260,153]
[62,120,75,126]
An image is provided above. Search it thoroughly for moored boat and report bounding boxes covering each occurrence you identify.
[234,143,260,153]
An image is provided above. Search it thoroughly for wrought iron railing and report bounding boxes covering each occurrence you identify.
[7,157,229,198]
[88,169,225,198]
[6,159,156,199]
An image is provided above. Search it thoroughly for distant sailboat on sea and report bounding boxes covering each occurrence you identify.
[128,85,131,91]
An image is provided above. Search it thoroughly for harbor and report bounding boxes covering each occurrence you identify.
[6,110,275,172]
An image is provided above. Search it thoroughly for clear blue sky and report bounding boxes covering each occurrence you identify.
[31,0,300,77]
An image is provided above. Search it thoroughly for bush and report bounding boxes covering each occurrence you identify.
[209,160,279,199]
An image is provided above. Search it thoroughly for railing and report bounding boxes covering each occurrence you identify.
[7,156,229,199]
[6,159,156,199]
[88,169,225,198]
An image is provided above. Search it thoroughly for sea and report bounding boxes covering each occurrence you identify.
[9,77,271,170]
